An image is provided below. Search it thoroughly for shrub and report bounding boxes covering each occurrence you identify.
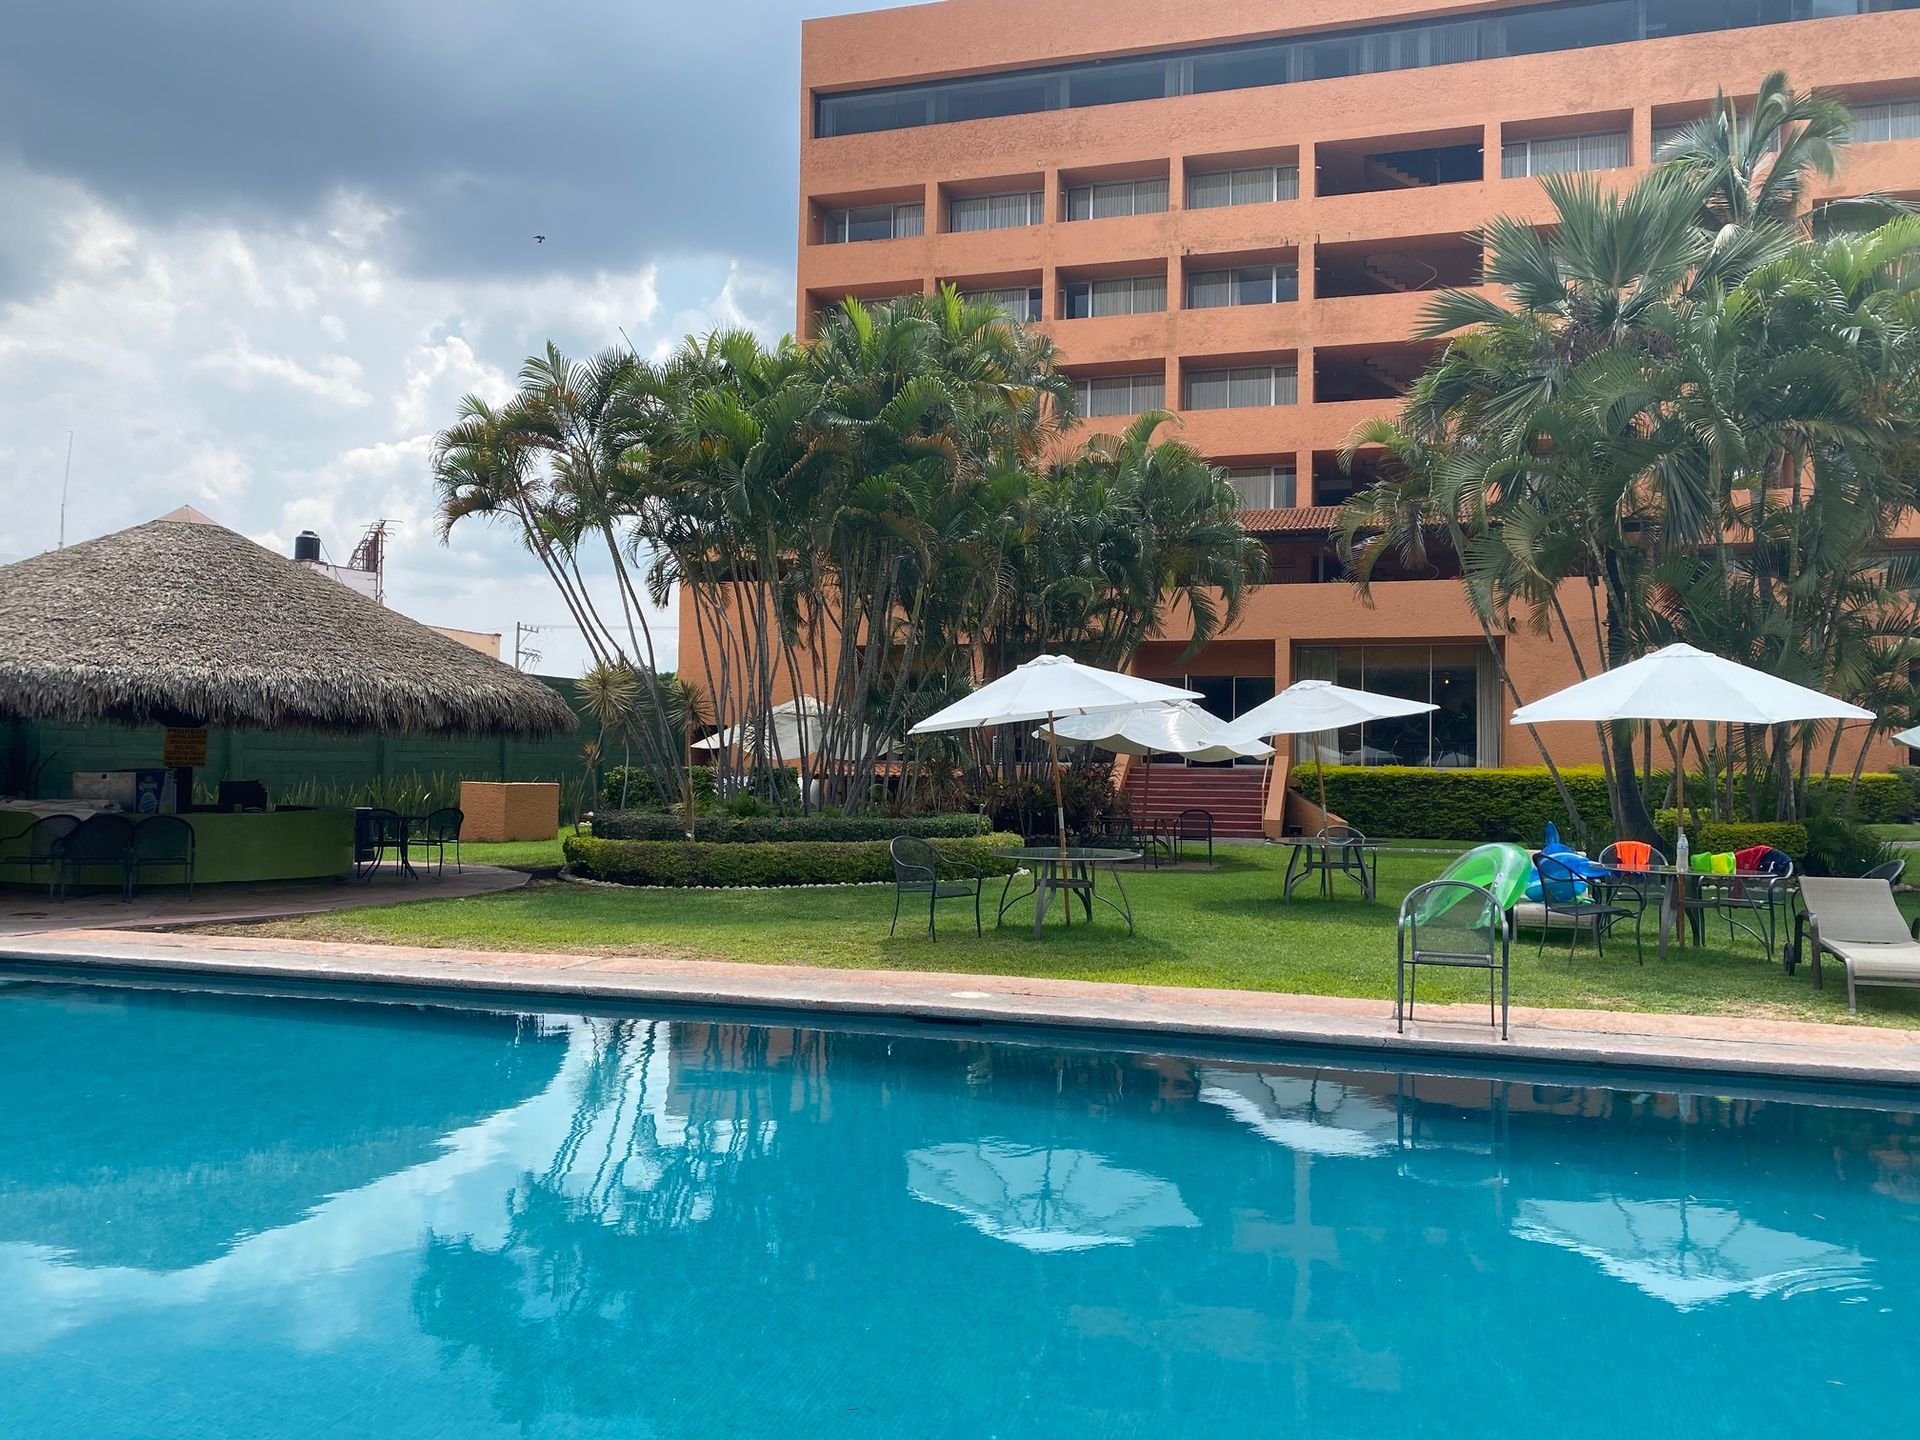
[563,832,1023,887]
[598,764,804,812]
[1796,801,1891,877]
[599,765,712,811]
[1652,811,1809,860]
[1293,764,1614,843]
[591,812,990,843]
[978,765,1116,837]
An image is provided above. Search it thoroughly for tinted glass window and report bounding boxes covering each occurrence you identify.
[1501,0,1636,53]
[1066,61,1170,107]
[1190,43,1292,94]
[943,76,1053,122]
[815,0,1881,137]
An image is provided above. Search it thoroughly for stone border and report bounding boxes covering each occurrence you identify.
[7,927,1919,1091]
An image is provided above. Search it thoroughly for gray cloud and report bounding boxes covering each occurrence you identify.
[0,0,892,674]
[0,0,901,287]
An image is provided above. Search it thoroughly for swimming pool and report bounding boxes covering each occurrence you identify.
[2,970,1914,1439]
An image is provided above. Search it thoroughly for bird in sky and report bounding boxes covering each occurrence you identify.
[533,234,546,243]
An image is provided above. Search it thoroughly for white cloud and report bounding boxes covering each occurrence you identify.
[194,341,372,407]
[0,167,790,674]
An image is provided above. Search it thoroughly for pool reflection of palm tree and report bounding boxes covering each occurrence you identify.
[412,1017,795,1426]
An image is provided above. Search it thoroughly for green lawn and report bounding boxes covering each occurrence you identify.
[458,837,570,871]
[217,843,1920,1029]
[1867,823,1920,843]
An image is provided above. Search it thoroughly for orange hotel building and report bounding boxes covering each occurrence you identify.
[789,0,1920,833]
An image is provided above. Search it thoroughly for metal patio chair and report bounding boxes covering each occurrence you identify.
[412,807,465,877]
[1397,877,1511,1038]
[356,807,406,881]
[2,814,79,894]
[1534,850,1643,963]
[1172,808,1214,865]
[889,835,982,940]
[128,816,196,898]
[51,814,136,901]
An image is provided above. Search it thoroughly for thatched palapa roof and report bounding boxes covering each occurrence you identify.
[0,508,578,737]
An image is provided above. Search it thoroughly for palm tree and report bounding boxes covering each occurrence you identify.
[1340,75,1920,836]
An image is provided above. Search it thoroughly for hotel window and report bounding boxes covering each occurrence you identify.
[961,286,1043,323]
[1062,274,1168,318]
[1294,644,1500,768]
[1847,99,1920,143]
[1187,264,1298,309]
[1184,364,1298,410]
[1225,465,1297,509]
[1074,372,1167,418]
[820,201,925,244]
[1654,115,1782,160]
[1500,130,1631,177]
[1187,165,1301,208]
[1064,177,1169,220]
[949,190,1046,232]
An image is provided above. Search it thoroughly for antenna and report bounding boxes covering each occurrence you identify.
[346,519,389,604]
[58,431,72,549]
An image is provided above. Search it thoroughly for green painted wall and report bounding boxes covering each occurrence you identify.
[3,675,588,802]
[0,809,356,886]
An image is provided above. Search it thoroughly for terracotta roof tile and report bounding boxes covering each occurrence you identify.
[1238,505,1344,534]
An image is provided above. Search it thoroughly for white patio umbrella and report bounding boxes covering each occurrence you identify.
[906,1140,1200,1253]
[1508,643,1874,726]
[1034,701,1272,822]
[1890,724,1920,749]
[1196,1067,1397,1158]
[1513,1197,1866,1312]
[1213,679,1439,816]
[909,655,1199,848]
[691,694,891,761]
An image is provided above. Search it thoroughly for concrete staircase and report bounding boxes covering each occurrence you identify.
[1121,764,1269,838]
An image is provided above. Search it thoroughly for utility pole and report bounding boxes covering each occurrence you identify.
[515,622,545,671]
[58,431,72,549]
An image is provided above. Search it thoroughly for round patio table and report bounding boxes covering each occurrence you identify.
[1273,836,1382,902]
[995,846,1142,937]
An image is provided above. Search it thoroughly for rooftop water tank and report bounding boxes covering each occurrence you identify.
[293,530,322,563]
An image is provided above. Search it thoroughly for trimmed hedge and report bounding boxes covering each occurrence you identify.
[1653,811,1809,860]
[1295,763,1899,842]
[563,832,1023,888]
[591,811,989,843]
[1293,764,1614,842]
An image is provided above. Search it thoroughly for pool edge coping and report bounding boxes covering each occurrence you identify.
[7,931,1919,1091]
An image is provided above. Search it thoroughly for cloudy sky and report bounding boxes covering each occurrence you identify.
[0,0,906,675]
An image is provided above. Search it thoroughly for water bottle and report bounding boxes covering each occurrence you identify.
[1674,826,1689,875]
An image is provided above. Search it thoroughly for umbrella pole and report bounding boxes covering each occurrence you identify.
[1050,716,1068,852]
[1315,730,1330,819]
[1142,748,1153,824]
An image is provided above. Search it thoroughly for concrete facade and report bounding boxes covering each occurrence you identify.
[785,0,1920,797]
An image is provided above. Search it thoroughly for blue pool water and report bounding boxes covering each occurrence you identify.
[1,973,1916,1439]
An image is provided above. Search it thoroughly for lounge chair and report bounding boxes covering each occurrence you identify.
[1792,876,1920,1014]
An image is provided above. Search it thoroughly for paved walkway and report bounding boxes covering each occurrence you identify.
[0,865,529,936]
[8,926,1918,1088]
